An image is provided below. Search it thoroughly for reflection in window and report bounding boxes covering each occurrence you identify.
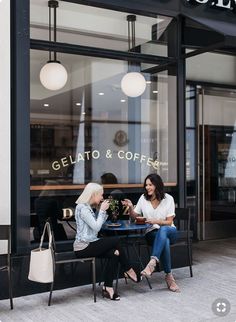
[221,130,236,182]
[30,51,177,186]
[186,85,195,128]
[185,85,197,215]
[30,20,177,242]
[186,130,195,181]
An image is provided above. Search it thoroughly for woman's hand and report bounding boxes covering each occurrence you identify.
[145,218,162,225]
[100,199,110,212]
[146,216,174,226]
[121,199,133,209]
[121,199,138,219]
[145,218,160,225]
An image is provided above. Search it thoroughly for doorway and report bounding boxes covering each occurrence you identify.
[198,87,236,240]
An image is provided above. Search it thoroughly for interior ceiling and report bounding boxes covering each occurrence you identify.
[30,0,171,45]
[30,0,168,117]
[30,0,160,24]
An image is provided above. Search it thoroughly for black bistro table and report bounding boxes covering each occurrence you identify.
[101,220,152,289]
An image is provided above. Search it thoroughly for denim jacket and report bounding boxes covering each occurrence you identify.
[74,203,108,250]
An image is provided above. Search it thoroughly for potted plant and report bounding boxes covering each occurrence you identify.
[108,196,119,222]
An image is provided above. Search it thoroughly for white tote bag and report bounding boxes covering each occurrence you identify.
[28,222,54,283]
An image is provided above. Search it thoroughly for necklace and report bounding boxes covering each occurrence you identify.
[150,198,159,209]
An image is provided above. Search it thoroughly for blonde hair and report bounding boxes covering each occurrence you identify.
[76,182,103,204]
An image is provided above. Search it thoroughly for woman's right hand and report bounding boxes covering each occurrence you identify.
[100,199,110,212]
[121,199,133,209]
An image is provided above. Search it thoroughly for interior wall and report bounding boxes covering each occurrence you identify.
[0,0,10,254]
[199,94,236,126]
[186,52,236,85]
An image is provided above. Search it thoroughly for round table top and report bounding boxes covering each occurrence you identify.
[102,219,151,231]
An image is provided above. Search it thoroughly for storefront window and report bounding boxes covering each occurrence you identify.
[30,50,177,241]
[29,2,177,243]
[30,51,176,186]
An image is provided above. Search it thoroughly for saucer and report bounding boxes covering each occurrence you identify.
[107,223,121,227]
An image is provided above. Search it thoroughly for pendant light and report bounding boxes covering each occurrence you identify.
[40,0,68,91]
[121,15,146,97]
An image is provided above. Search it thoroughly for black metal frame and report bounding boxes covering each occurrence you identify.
[12,0,189,255]
[48,225,96,305]
[137,208,193,277]
[177,15,187,208]
[173,208,193,277]
[0,226,14,309]
[189,81,236,241]
[185,80,236,240]
[8,0,236,302]
[11,0,30,254]
[30,39,175,65]
[61,0,179,18]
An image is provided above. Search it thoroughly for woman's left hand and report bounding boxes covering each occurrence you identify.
[145,218,161,225]
[146,216,174,226]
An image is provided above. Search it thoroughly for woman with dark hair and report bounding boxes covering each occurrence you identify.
[122,173,179,292]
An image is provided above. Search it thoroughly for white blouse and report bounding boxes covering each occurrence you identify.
[134,193,176,233]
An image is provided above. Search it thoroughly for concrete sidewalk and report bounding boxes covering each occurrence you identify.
[0,238,236,322]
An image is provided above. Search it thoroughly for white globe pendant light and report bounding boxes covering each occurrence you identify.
[121,15,146,98]
[40,61,68,91]
[121,72,146,97]
[40,1,68,91]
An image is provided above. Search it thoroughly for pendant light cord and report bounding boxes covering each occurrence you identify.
[49,5,52,61]
[53,4,57,61]
[127,15,136,52]
[48,0,59,62]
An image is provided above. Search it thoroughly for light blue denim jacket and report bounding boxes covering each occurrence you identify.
[74,203,108,250]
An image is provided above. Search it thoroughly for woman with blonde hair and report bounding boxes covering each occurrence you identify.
[74,182,138,301]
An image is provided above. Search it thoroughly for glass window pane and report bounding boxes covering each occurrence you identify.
[30,50,177,242]
[186,85,195,127]
[186,129,195,181]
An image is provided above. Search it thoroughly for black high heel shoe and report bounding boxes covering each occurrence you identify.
[102,287,120,301]
[124,271,141,283]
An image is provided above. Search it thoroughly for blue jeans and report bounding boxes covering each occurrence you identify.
[145,226,177,274]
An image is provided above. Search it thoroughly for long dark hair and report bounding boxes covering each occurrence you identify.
[143,174,165,201]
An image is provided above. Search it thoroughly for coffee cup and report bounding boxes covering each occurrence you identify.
[135,216,146,224]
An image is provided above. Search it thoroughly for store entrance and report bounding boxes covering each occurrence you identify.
[198,87,236,240]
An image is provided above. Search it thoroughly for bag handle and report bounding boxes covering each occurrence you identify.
[39,222,52,250]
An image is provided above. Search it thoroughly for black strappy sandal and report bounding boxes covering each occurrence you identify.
[124,271,141,283]
[102,287,120,301]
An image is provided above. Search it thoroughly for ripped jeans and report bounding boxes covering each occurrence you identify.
[145,226,177,274]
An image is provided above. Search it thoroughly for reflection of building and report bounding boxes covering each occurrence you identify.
[224,129,236,180]
[1,0,236,298]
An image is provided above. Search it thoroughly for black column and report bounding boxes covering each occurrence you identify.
[176,16,186,207]
[11,0,30,253]
[167,17,186,207]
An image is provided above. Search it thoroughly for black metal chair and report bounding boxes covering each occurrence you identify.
[0,225,13,309]
[139,208,193,278]
[48,225,97,306]
[172,208,193,277]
